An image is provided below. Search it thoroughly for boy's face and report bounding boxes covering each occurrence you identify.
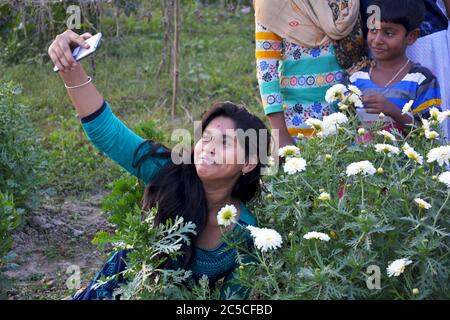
[368,22,419,61]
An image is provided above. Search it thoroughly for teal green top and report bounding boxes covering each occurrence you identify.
[80,101,256,299]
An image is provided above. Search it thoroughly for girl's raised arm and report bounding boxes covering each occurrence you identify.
[48,30,103,117]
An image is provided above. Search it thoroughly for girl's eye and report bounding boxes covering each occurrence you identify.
[202,135,212,142]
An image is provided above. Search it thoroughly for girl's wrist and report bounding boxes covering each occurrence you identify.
[59,63,88,87]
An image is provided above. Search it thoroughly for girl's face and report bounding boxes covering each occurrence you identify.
[193,116,256,182]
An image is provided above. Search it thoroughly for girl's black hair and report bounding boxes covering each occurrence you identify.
[135,101,270,269]
[371,0,425,32]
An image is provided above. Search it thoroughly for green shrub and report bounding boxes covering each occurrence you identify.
[0,81,44,210]
[92,176,223,299]
[0,192,22,269]
[134,118,168,144]
[235,106,450,300]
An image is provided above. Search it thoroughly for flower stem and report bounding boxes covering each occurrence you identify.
[434,190,450,227]
[259,251,281,296]
[360,176,365,209]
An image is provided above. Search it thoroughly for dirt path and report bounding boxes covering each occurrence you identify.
[4,192,114,300]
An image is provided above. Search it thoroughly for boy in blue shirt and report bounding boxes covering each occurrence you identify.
[350,0,442,135]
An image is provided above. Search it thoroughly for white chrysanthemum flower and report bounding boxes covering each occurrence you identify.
[378,130,396,141]
[305,118,324,132]
[422,119,431,131]
[246,226,283,252]
[438,110,450,123]
[338,102,349,111]
[374,144,400,157]
[358,128,366,135]
[246,225,260,237]
[379,112,386,119]
[425,130,440,140]
[318,192,331,201]
[278,145,301,158]
[346,160,376,177]
[414,198,432,209]
[404,148,423,165]
[427,145,450,166]
[217,204,238,227]
[438,171,450,188]
[429,107,440,121]
[346,93,364,108]
[303,231,331,242]
[324,112,348,126]
[322,124,337,137]
[402,142,412,151]
[318,113,348,137]
[284,157,307,175]
[325,84,346,103]
[267,156,275,167]
[402,100,414,115]
[347,85,362,96]
[386,258,412,277]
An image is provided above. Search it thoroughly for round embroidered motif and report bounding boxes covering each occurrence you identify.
[267,95,275,104]
[326,73,335,83]
[276,95,283,103]
[335,71,344,82]
[281,78,290,87]
[290,77,298,86]
[316,75,325,85]
[272,42,281,50]
[298,76,306,86]
[262,41,272,50]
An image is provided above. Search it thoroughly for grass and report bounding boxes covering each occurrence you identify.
[0,3,262,198]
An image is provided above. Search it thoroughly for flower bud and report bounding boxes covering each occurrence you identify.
[377,167,384,174]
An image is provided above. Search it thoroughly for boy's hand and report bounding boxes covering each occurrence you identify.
[362,94,396,115]
[48,30,92,72]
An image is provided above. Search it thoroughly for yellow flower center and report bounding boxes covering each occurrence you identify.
[222,210,233,221]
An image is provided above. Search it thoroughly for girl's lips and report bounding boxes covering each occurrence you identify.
[199,157,216,165]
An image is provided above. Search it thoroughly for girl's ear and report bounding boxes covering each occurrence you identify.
[242,155,258,175]
[406,28,421,45]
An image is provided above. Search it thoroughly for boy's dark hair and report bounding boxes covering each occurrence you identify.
[371,0,425,32]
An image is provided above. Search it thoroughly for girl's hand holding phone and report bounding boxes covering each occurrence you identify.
[48,30,92,73]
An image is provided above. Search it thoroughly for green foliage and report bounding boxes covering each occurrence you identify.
[0,81,44,210]
[0,192,22,269]
[99,175,144,231]
[236,112,450,300]
[42,114,122,196]
[134,119,168,143]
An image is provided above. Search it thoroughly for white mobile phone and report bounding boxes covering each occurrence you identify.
[53,33,102,72]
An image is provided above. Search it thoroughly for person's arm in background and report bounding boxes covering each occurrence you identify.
[255,22,294,148]
[444,0,450,18]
